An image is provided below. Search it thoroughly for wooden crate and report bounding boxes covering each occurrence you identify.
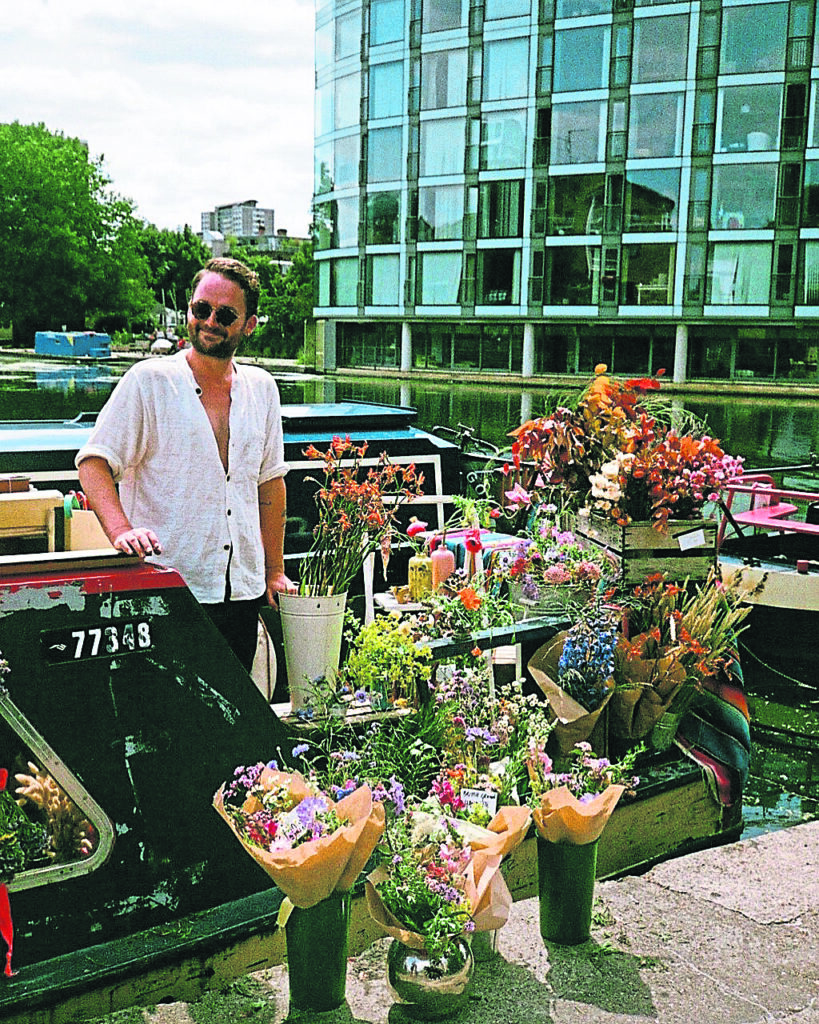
[574,510,717,585]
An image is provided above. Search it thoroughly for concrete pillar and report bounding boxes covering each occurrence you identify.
[522,322,535,378]
[401,321,412,372]
[520,390,533,425]
[400,382,411,407]
[673,322,688,384]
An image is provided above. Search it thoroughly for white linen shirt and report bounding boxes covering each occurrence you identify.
[75,352,288,603]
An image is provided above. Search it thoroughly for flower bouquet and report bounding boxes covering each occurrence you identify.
[527,741,639,945]
[527,607,619,756]
[213,760,385,1011]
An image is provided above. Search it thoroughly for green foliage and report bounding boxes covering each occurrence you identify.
[0,121,155,344]
[137,223,210,318]
[339,615,433,706]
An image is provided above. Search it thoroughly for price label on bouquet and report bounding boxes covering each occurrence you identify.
[461,788,498,819]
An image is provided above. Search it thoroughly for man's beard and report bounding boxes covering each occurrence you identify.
[189,327,241,360]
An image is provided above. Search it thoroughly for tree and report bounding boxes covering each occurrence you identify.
[0,122,154,345]
[137,223,211,325]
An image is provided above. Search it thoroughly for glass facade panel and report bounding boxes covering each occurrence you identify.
[367,255,401,304]
[485,38,529,100]
[720,4,788,74]
[370,62,404,120]
[314,196,359,249]
[335,134,360,189]
[486,0,529,17]
[628,93,683,158]
[556,0,610,15]
[804,162,819,228]
[421,49,467,109]
[368,126,403,181]
[551,102,605,164]
[553,27,608,93]
[478,249,521,304]
[621,244,675,304]
[717,84,782,153]
[802,242,819,303]
[708,243,772,304]
[625,169,680,231]
[418,184,464,239]
[335,73,361,130]
[315,142,334,194]
[420,118,465,174]
[478,180,524,237]
[546,245,601,304]
[336,11,360,60]
[711,163,777,230]
[420,252,463,303]
[811,84,819,147]
[633,15,688,84]
[548,174,605,235]
[316,20,333,70]
[367,191,401,243]
[316,82,333,137]
[371,0,404,44]
[423,0,463,33]
[331,258,359,305]
[482,110,527,169]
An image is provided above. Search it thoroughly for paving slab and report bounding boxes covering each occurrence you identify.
[89,822,819,1024]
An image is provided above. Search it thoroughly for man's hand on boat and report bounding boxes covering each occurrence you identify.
[112,527,162,558]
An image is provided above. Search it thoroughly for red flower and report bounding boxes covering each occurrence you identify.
[464,529,483,554]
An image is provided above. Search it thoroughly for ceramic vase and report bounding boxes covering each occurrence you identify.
[536,835,598,945]
[408,552,433,601]
[284,891,351,1011]
[386,937,474,1019]
[278,592,347,711]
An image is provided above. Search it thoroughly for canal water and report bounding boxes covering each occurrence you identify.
[0,356,816,839]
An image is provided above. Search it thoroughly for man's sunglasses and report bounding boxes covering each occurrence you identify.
[189,300,240,328]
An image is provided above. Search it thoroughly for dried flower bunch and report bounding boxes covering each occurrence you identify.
[299,436,424,596]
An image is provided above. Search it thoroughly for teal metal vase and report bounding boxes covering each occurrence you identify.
[284,891,351,1011]
[536,835,598,945]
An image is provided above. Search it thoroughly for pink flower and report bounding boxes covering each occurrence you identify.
[407,518,428,538]
[504,482,532,510]
[544,565,572,584]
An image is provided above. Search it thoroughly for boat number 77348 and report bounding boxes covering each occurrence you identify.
[40,621,154,663]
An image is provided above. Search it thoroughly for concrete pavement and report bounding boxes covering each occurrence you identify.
[91,821,819,1024]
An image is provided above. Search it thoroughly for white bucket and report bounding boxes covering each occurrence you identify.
[278,592,347,711]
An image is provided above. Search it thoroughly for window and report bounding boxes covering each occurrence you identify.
[315,83,333,138]
[370,62,404,120]
[486,0,529,17]
[548,174,605,235]
[366,255,400,305]
[556,0,610,15]
[420,118,465,174]
[553,27,609,93]
[368,126,403,182]
[316,20,333,70]
[804,162,819,228]
[620,244,675,304]
[550,102,606,164]
[628,93,683,158]
[367,191,401,244]
[314,197,359,249]
[336,10,360,60]
[482,110,526,169]
[478,180,524,238]
[546,245,601,304]
[625,169,680,231]
[633,15,688,84]
[478,249,521,304]
[418,185,464,239]
[419,252,463,304]
[717,84,782,153]
[720,4,788,74]
[335,73,361,131]
[371,0,404,44]
[711,164,777,230]
[421,49,467,109]
[314,142,333,194]
[811,84,819,147]
[331,258,359,305]
[335,135,360,189]
[423,0,463,33]
[708,243,772,304]
[484,38,529,100]
[801,242,819,304]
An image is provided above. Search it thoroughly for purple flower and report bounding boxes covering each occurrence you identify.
[291,744,310,758]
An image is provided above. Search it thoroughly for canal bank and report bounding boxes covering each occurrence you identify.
[83,820,819,1024]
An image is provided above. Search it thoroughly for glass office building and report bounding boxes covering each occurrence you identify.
[312,0,819,382]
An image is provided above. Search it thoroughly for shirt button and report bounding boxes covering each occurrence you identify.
[195,387,202,395]
[224,544,230,551]
[226,474,230,481]
[227,509,232,516]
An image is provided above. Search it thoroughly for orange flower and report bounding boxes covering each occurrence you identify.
[458,587,482,611]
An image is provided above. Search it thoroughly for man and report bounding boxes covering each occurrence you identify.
[77,257,296,669]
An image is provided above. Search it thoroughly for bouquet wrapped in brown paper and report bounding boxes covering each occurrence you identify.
[527,741,639,845]
[213,763,384,908]
[609,636,687,741]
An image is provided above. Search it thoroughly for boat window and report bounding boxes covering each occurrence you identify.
[0,688,114,892]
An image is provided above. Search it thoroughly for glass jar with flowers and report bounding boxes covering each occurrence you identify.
[278,436,424,710]
[526,740,640,945]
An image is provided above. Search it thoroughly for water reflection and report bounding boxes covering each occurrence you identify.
[35,364,118,395]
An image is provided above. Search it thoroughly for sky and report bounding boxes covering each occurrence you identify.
[0,0,316,236]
